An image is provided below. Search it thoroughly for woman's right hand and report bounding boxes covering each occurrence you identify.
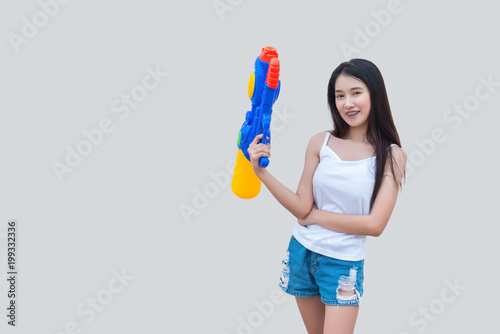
[248,133,271,175]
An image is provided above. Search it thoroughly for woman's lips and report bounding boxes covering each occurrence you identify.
[346,110,360,118]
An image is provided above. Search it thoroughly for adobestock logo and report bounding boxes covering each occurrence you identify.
[222,287,288,334]
[7,0,73,54]
[47,268,134,334]
[51,64,169,183]
[213,0,244,21]
[405,74,499,178]
[178,160,236,224]
[178,106,296,224]
[397,278,466,334]
[339,0,411,60]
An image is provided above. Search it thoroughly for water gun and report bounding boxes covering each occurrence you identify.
[231,46,281,199]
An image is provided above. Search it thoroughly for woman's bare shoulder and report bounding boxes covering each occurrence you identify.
[310,131,330,145]
[307,131,329,154]
[390,145,407,165]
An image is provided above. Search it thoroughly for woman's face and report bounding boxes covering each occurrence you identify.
[334,74,371,131]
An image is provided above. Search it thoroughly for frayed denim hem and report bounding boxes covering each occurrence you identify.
[279,283,320,298]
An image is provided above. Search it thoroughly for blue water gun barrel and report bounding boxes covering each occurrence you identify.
[231,47,281,199]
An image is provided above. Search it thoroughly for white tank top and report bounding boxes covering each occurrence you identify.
[292,131,379,261]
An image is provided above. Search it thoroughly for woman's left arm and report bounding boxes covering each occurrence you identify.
[298,146,407,237]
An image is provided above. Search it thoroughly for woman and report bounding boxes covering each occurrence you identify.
[248,58,407,334]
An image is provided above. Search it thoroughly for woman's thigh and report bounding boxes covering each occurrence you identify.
[295,296,325,334]
[323,304,359,334]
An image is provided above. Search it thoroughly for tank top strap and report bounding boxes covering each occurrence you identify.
[322,131,331,147]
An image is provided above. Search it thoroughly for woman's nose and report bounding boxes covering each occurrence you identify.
[344,96,354,108]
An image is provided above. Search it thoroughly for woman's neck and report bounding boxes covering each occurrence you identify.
[345,125,369,143]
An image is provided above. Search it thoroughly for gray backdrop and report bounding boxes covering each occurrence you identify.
[1,0,498,333]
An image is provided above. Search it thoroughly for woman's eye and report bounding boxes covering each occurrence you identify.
[353,91,361,95]
[336,94,344,99]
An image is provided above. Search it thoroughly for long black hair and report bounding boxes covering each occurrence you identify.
[327,58,404,211]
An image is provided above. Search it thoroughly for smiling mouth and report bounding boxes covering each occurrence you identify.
[346,111,360,117]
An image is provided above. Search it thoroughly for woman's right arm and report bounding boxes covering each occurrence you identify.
[248,132,323,219]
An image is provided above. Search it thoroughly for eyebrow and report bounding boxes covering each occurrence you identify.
[335,87,364,93]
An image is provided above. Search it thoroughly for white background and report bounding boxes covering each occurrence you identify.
[1,0,498,333]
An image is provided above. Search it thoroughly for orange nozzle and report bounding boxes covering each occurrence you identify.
[259,46,278,63]
[266,58,280,89]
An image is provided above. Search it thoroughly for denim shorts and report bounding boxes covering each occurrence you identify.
[279,235,364,306]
